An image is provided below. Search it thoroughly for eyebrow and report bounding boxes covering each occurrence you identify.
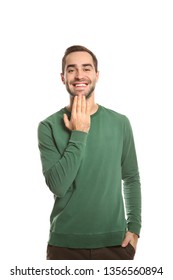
[66,64,93,69]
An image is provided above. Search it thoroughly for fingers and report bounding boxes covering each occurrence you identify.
[81,96,86,113]
[121,236,130,247]
[121,231,138,248]
[76,95,82,113]
[67,95,91,132]
[71,96,77,116]
[72,95,88,114]
[86,98,90,115]
[121,231,132,247]
[63,114,70,129]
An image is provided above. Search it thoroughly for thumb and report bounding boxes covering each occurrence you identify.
[121,236,131,248]
[63,114,70,129]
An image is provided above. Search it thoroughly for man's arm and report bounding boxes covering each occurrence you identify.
[121,116,141,249]
[38,96,90,197]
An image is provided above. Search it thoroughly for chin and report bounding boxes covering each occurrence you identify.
[77,93,92,99]
[73,92,90,97]
[68,89,94,99]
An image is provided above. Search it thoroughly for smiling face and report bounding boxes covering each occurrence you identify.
[61,51,99,99]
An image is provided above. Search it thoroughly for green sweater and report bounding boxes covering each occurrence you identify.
[38,105,141,248]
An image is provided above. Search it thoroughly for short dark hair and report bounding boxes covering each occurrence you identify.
[62,45,98,74]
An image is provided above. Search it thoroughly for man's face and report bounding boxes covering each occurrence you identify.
[61,51,99,99]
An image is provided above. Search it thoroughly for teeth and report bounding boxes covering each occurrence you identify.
[75,84,86,87]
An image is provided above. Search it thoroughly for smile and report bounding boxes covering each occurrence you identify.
[73,83,88,88]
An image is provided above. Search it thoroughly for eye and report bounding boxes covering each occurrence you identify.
[84,68,91,72]
[68,69,74,73]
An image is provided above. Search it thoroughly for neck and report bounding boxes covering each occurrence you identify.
[66,93,98,115]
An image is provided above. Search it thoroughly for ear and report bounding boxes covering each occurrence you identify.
[61,73,65,84]
[96,71,99,82]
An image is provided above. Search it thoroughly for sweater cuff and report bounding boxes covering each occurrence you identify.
[69,130,88,145]
[127,222,141,237]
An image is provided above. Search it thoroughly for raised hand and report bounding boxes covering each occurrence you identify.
[63,95,91,133]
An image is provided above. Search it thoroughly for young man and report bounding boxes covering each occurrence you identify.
[38,45,141,260]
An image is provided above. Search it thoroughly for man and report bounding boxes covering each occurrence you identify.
[38,45,141,260]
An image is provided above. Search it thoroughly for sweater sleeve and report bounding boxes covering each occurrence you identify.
[121,116,141,236]
[38,121,88,197]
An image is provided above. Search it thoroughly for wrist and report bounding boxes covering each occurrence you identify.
[72,127,90,133]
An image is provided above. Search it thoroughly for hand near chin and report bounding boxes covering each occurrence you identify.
[64,95,91,133]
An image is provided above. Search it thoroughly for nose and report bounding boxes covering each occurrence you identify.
[75,69,83,80]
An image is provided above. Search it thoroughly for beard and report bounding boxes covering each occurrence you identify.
[65,80,96,99]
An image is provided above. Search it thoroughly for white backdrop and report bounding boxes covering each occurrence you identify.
[1,0,173,278]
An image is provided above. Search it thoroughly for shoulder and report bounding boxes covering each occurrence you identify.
[100,106,134,137]
[100,105,129,123]
[38,108,66,137]
[39,108,65,126]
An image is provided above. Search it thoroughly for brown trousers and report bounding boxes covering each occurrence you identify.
[47,243,135,260]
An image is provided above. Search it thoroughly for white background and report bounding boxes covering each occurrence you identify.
[0,0,173,278]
